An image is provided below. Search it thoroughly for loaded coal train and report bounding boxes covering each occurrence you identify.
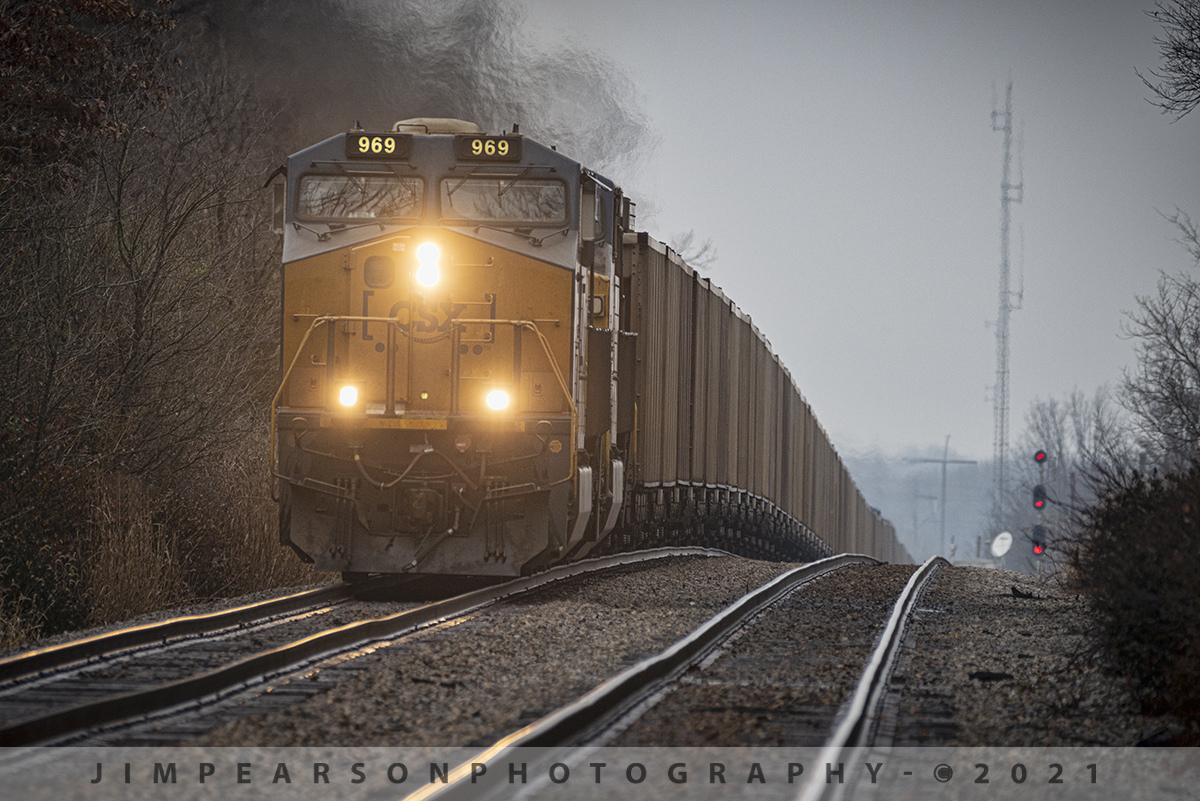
[271,118,910,580]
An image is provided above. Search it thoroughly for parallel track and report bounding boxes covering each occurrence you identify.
[400,553,883,801]
[401,555,945,801]
[0,547,728,747]
[0,575,403,686]
[797,555,947,801]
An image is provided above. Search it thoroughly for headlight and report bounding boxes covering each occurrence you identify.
[416,242,440,287]
[486,390,510,410]
[339,385,358,407]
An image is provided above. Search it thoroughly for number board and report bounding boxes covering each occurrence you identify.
[346,133,411,159]
[456,135,522,161]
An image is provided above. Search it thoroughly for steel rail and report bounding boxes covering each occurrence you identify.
[0,576,407,685]
[796,555,948,801]
[0,547,729,747]
[401,552,880,801]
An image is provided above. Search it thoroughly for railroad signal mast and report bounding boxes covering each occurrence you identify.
[1031,449,1047,556]
[991,81,1024,522]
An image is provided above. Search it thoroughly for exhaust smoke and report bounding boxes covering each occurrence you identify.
[178,0,656,179]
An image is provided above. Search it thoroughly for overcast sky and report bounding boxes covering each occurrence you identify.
[523,0,1200,463]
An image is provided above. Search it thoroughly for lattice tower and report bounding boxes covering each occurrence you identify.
[991,81,1023,519]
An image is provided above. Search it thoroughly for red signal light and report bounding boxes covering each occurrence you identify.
[1033,485,1047,510]
[1034,450,1047,462]
[1031,525,1047,556]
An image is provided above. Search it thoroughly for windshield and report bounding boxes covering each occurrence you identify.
[297,174,423,221]
[440,177,567,225]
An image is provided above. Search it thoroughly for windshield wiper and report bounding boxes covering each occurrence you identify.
[445,166,480,199]
[473,224,569,247]
[326,221,388,236]
[497,165,535,197]
[292,220,385,241]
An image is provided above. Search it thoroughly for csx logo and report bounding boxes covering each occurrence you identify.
[387,298,467,333]
[362,291,493,341]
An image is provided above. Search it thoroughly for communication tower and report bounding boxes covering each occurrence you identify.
[991,81,1023,519]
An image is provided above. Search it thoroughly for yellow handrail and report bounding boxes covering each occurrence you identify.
[270,315,577,491]
[452,317,578,480]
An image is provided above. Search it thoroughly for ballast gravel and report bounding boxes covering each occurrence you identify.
[889,565,1190,746]
[15,556,1184,748]
[608,563,919,746]
[0,580,338,660]
[184,558,1184,749]
[188,555,808,747]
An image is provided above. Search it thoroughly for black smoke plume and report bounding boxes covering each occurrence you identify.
[177,0,655,179]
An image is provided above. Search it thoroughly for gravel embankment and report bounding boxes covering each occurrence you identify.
[187,555,806,747]
[888,565,1188,746]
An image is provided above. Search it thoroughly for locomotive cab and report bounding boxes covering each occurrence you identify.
[273,119,630,578]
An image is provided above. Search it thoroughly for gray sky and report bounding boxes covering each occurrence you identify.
[525,0,1200,462]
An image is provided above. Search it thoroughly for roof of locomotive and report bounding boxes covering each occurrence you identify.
[392,117,482,134]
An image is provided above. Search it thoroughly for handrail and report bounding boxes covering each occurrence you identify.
[270,315,577,495]
[451,317,578,481]
[270,315,332,491]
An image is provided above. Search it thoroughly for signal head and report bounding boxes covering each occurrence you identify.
[1034,449,1047,463]
[1032,484,1047,510]
[1031,524,1047,556]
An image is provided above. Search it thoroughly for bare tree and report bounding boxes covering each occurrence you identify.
[0,65,280,478]
[1007,388,1136,545]
[172,0,656,179]
[1118,214,1200,469]
[669,229,718,272]
[1140,1,1200,119]
[1121,270,1200,467]
[1068,389,1140,485]
[89,71,280,476]
[0,0,174,188]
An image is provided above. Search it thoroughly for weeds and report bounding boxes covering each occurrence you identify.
[0,436,89,649]
[1068,465,1200,741]
[83,474,186,626]
[0,431,318,651]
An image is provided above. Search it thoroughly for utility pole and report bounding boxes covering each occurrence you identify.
[909,436,978,558]
[912,492,938,558]
[991,80,1023,522]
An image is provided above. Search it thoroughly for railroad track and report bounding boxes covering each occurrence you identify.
[0,548,729,748]
[798,556,946,801]
[400,555,945,801]
[0,575,401,687]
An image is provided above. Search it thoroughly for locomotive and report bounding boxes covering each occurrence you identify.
[271,118,909,580]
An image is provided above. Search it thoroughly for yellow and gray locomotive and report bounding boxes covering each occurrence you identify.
[273,118,909,579]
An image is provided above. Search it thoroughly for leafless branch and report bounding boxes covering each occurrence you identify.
[1139,1,1200,119]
